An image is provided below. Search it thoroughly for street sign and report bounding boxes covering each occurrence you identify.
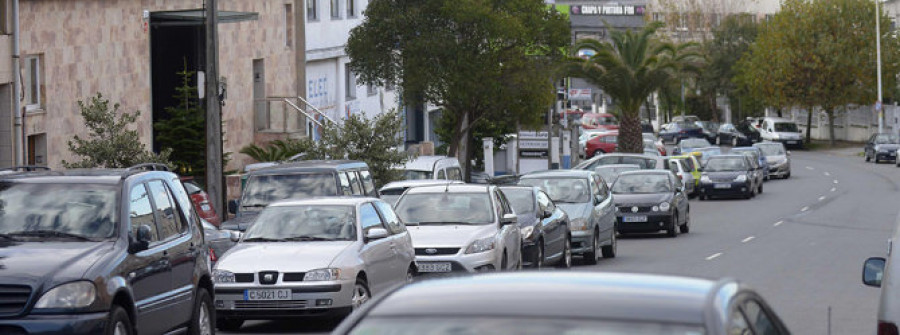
[876,101,883,111]
[568,88,592,101]
[519,140,549,149]
[518,131,549,139]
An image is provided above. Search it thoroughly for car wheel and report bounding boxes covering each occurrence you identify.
[699,194,706,200]
[406,266,415,283]
[106,305,133,335]
[866,152,871,162]
[666,213,678,237]
[216,319,243,332]
[601,230,616,258]
[351,278,371,309]
[679,209,690,234]
[583,232,599,265]
[758,183,763,194]
[189,289,214,335]
[556,237,572,268]
[785,171,791,179]
[535,239,544,269]
[592,150,604,158]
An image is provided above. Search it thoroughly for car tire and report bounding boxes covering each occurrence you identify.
[406,266,416,283]
[666,214,678,237]
[105,305,133,335]
[679,210,690,234]
[601,231,616,258]
[758,183,763,194]
[583,232,599,265]
[216,319,243,332]
[785,171,791,179]
[352,278,372,309]
[556,237,572,269]
[866,152,871,162]
[500,252,508,271]
[189,289,214,335]
[592,150,604,158]
[535,239,544,269]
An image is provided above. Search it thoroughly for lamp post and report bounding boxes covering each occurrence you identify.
[876,0,884,133]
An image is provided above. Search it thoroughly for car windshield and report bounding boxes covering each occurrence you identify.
[734,150,759,160]
[874,134,900,144]
[395,192,494,225]
[755,144,786,156]
[403,170,433,180]
[519,178,590,203]
[241,173,337,207]
[348,316,705,335]
[595,166,641,183]
[680,139,711,149]
[612,174,672,194]
[501,188,535,214]
[596,116,618,125]
[243,205,357,241]
[0,183,118,240]
[704,158,748,172]
[774,122,798,132]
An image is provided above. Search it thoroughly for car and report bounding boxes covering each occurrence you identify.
[717,121,761,147]
[611,170,690,236]
[669,154,702,189]
[696,120,720,142]
[671,115,701,123]
[757,117,804,148]
[731,146,770,181]
[213,197,415,330]
[864,133,900,163]
[699,155,761,200]
[378,180,464,206]
[579,129,614,157]
[672,138,712,156]
[593,164,642,188]
[332,272,791,335]
[393,184,522,273]
[754,142,792,179]
[224,160,376,231]
[0,164,213,335]
[401,155,463,180]
[575,153,667,171]
[579,112,619,131]
[202,218,240,265]
[666,157,697,197]
[182,178,222,226]
[584,131,619,157]
[499,186,572,268]
[643,139,661,156]
[693,146,724,165]
[863,212,900,335]
[519,170,617,263]
[659,121,704,144]
[643,133,667,156]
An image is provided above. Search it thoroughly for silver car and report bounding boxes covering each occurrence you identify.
[754,142,791,179]
[666,158,696,197]
[394,184,522,273]
[212,197,415,331]
[378,179,464,206]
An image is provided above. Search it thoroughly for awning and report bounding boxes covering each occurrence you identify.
[151,10,259,27]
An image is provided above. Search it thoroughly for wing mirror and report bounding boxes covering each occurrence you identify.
[500,213,518,226]
[129,224,153,253]
[229,231,243,242]
[863,257,886,287]
[366,228,390,241]
[541,209,553,219]
[227,199,239,215]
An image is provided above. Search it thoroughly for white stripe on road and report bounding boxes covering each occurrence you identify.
[830,187,836,192]
[774,221,783,227]
[806,166,815,170]
[742,236,755,243]
[833,180,839,184]
[819,196,826,201]
[824,172,831,176]
[801,206,810,212]
[706,253,723,261]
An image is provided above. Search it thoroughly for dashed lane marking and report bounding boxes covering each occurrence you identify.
[806,166,815,170]
[831,187,836,192]
[706,253,723,261]
[833,180,839,184]
[801,206,810,212]
[742,236,755,243]
[819,196,826,201]
[824,172,831,176]
[774,221,783,227]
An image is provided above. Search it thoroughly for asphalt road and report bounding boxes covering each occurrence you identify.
[221,148,898,335]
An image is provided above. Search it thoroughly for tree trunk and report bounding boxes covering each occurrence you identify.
[805,105,813,145]
[619,106,643,153]
[827,107,836,147]
[456,112,470,182]
[447,108,467,157]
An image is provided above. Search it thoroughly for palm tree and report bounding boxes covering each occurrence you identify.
[563,22,697,153]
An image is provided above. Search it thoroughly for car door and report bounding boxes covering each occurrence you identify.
[536,190,564,258]
[591,176,615,244]
[358,203,394,294]
[373,200,413,283]
[494,189,521,269]
[671,175,688,219]
[146,180,196,327]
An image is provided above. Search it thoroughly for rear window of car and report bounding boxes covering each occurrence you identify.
[241,173,337,207]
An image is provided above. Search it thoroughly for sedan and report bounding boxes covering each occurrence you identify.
[864,133,900,163]
[612,170,690,237]
[659,121,704,144]
[696,120,720,142]
[754,142,791,179]
[182,179,221,226]
[584,131,618,157]
[212,197,415,331]
[672,138,712,156]
[500,186,572,268]
[731,146,769,181]
[717,121,760,147]
[666,158,697,197]
[575,153,667,171]
[699,155,760,200]
[201,218,239,265]
[378,180,464,206]
[332,272,791,335]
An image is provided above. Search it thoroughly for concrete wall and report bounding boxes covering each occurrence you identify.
[789,105,900,142]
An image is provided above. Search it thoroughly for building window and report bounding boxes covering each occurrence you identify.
[367,84,377,96]
[346,0,355,17]
[285,4,294,47]
[307,0,318,21]
[345,64,356,100]
[331,0,340,19]
[23,55,41,110]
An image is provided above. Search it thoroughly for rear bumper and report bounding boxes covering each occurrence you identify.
[0,312,108,335]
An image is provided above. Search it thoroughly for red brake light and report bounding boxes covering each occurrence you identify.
[880,322,899,335]
[209,248,217,262]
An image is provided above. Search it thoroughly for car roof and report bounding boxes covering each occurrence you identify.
[403,156,458,171]
[367,272,717,325]
[0,169,176,185]
[730,147,758,152]
[401,184,492,194]
[248,160,367,175]
[379,179,463,190]
[762,117,794,122]
[267,197,378,207]
[595,164,642,169]
[708,154,746,160]
[618,169,674,177]
[520,169,595,179]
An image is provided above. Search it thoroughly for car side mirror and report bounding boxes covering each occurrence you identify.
[863,257,886,287]
[366,228,390,242]
[129,224,153,253]
[228,199,239,215]
[500,213,517,226]
[541,209,553,219]
[229,231,243,242]
[787,151,792,156]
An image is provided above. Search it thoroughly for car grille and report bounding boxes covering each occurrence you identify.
[234,273,254,283]
[282,273,305,282]
[415,248,460,256]
[710,177,735,182]
[233,300,308,310]
[0,285,31,316]
[258,271,279,285]
[618,206,654,213]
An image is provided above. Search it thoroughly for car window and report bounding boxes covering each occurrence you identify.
[374,201,405,234]
[495,190,513,216]
[447,167,462,181]
[744,300,779,335]
[437,169,446,179]
[502,188,536,214]
[348,171,363,195]
[129,183,158,242]
[163,182,187,232]
[683,158,696,171]
[360,203,385,235]
[728,308,753,335]
[147,180,180,241]
[360,170,376,196]
[536,191,555,212]
[339,172,353,195]
[668,160,680,173]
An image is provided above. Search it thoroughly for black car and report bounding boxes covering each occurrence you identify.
[717,121,761,147]
[611,170,690,237]
[659,122,704,144]
[696,121,720,142]
[699,155,760,200]
[864,133,900,163]
[224,160,375,231]
[332,272,791,335]
[0,164,213,335]
[499,186,572,268]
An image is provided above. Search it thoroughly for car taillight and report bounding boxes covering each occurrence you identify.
[880,322,899,335]
[679,130,687,134]
[209,248,217,262]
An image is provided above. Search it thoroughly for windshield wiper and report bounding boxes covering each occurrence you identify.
[283,236,341,241]
[242,204,267,208]
[417,221,477,225]
[7,230,92,241]
[242,237,285,242]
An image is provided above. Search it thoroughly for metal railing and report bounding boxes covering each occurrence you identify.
[254,96,337,134]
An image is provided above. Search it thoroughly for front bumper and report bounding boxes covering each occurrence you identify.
[775,139,803,148]
[876,151,898,161]
[616,213,673,233]
[415,249,497,274]
[700,182,752,198]
[570,230,594,254]
[214,280,354,319]
[768,163,790,177]
[0,311,107,335]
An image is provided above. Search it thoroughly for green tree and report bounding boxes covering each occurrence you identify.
[698,14,764,121]
[563,22,698,152]
[346,0,570,180]
[154,62,206,178]
[63,93,171,168]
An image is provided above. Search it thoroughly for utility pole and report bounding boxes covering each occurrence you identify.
[205,0,225,217]
[875,0,884,133]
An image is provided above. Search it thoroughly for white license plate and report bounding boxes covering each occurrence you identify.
[623,216,648,223]
[714,183,731,189]
[417,262,452,273]
[244,289,292,301]
[786,141,797,144]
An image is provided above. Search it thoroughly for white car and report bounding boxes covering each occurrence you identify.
[756,117,803,148]
[394,184,522,273]
[402,156,463,181]
[378,179,464,206]
[212,197,415,331]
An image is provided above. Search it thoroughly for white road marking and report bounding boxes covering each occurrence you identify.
[824,172,831,176]
[819,196,826,201]
[706,253,723,261]
[806,166,815,170]
[830,187,836,192]
[801,206,810,212]
[833,180,839,184]
[742,236,755,243]
[774,221,783,227]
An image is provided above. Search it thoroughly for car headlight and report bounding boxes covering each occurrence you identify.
[652,206,659,212]
[304,268,342,281]
[570,218,589,231]
[700,175,711,183]
[735,175,747,182]
[772,133,780,140]
[34,281,96,309]
[213,270,236,283]
[465,237,496,254]
[520,226,535,240]
[659,202,671,211]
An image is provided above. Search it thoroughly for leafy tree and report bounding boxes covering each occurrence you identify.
[697,14,764,121]
[346,0,570,180]
[154,63,206,178]
[240,139,314,162]
[63,93,171,168]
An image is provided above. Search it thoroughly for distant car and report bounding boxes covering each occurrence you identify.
[758,117,803,148]
[585,131,619,157]
[580,129,614,157]
[864,133,900,163]
[575,153,667,171]
[659,121,704,144]
[671,115,700,123]
[731,146,770,181]
[213,197,415,331]
[717,121,760,147]
[669,154,702,189]
[332,272,791,335]
[593,164,642,188]
[643,133,667,155]
[699,155,761,200]
[693,146,724,165]
[754,142,792,179]
[612,170,690,236]
[499,186,572,268]
[643,139,661,156]
[401,156,463,180]
[672,138,712,156]
[580,113,619,131]
[202,218,239,265]
[378,180,464,206]
[666,158,696,197]
[696,121,719,142]
[182,179,222,226]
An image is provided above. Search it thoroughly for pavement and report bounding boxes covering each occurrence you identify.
[221,147,897,335]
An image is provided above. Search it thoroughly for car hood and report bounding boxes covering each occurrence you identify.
[221,211,260,231]
[875,144,900,151]
[706,171,746,179]
[0,241,113,287]
[407,224,497,248]
[613,193,672,206]
[557,203,593,220]
[215,241,354,272]
[765,154,788,165]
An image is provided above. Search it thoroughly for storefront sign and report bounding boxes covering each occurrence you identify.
[571,5,645,16]
[568,88,592,101]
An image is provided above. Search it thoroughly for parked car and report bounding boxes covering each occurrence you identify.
[394,184,522,273]
[378,180,464,206]
[223,160,375,231]
[717,121,761,146]
[693,146,724,165]
[401,155,463,180]
[579,129,615,157]
[696,121,720,142]
[666,158,697,197]
[499,186,572,268]
[864,133,900,163]
[182,178,222,226]
[575,153,667,171]
[699,155,761,200]
[202,218,240,265]
[584,131,619,157]
[672,138,712,156]
[519,170,617,263]
[612,170,690,236]
[659,121,704,144]
[731,146,770,181]
[594,164,642,188]
[671,115,700,123]
[332,272,791,335]
[669,154,702,189]
[863,212,900,335]
[754,142,792,179]
[643,133,667,155]
[757,117,804,148]
[0,165,213,335]
[580,112,619,131]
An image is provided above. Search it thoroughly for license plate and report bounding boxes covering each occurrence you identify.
[714,183,731,189]
[787,141,797,144]
[623,216,648,223]
[417,262,452,273]
[244,289,292,301]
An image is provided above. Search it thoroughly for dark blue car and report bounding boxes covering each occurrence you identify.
[659,121,705,144]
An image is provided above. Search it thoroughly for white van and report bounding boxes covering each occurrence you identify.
[757,117,803,148]
[402,156,463,181]
[863,213,900,333]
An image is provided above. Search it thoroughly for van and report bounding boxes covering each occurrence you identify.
[757,117,803,148]
[402,155,463,181]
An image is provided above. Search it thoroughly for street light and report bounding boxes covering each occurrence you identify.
[876,0,884,133]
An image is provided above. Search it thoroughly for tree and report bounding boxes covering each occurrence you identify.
[154,62,206,178]
[697,14,764,121]
[346,0,570,180]
[63,93,171,168]
[563,22,698,152]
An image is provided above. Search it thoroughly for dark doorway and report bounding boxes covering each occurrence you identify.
[149,19,205,152]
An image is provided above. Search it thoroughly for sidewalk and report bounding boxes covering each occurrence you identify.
[804,140,863,158]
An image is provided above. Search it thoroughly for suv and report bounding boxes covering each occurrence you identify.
[224,160,375,232]
[0,164,213,335]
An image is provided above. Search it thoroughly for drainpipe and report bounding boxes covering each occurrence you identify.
[12,0,22,165]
